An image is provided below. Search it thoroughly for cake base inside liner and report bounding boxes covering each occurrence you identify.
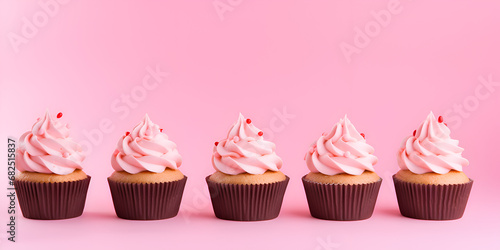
[108,176,187,220]
[14,176,91,220]
[302,175,382,221]
[393,175,473,220]
[206,175,289,221]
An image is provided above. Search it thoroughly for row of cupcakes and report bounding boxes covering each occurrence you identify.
[14,111,472,221]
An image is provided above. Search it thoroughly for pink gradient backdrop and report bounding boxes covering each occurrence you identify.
[1,0,499,249]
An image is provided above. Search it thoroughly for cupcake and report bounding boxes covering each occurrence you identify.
[206,113,289,221]
[108,114,187,220]
[14,111,91,220]
[303,115,382,221]
[394,112,473,220]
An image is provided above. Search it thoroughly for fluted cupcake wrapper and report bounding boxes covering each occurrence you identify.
[206,176,289,221]
[393,175,473,220]
[302,176,382,221]
[14,176,91,220]
[108,176,187,220]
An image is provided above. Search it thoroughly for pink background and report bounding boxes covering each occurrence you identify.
[1,0,499,249]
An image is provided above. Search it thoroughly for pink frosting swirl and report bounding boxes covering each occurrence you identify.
[305,115,378,175]
[16,111,85,175]
[212,113,283,175]
[398,112,469,174]
[111,114,182,174]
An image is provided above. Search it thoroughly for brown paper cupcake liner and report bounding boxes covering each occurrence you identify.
[206,175,289,221]
[393,175,473,220]
[14,176,91,220]
[302,176,382,221]
[108,176,187,220]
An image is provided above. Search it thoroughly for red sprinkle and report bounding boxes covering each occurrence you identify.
[214,141,219,146]
[413,130,416,136]
[258,131,264,136]
[160,128,163,132]
[57,112,63,118]
[125,132,130,136]
[438,116,444,123]
[444,123,448,126]
[360,133,365,139]
[246,118,252,124]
